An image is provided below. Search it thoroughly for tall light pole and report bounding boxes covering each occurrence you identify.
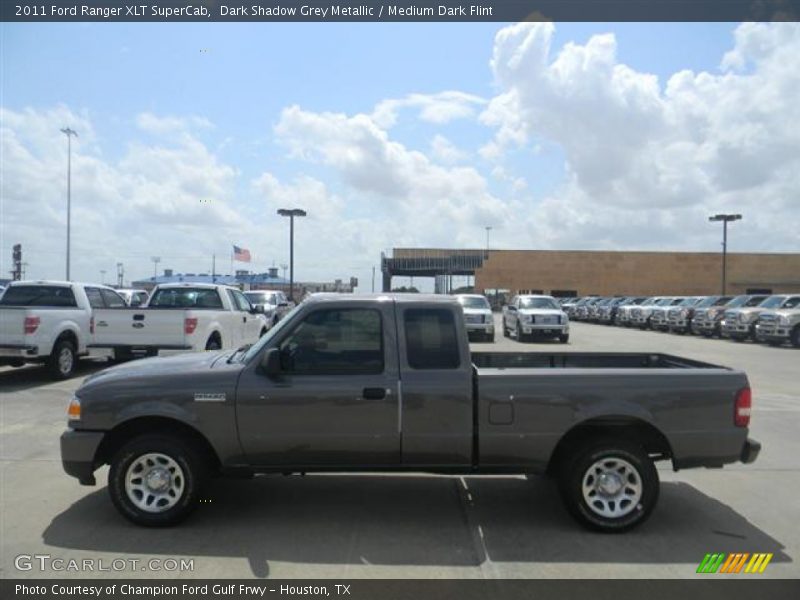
[277,208,307,301]
[61,127,78,280]
[151,256,161,280]
[485,226,492,252]
[100,269,106,284]
[709,214,742,295]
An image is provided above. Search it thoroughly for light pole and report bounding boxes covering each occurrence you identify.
[61,127,78,280]
[709,214,742,295]
[485,226,492,252]
[277,208,307,301]
[151,256,161,280]
[100,269,106,284]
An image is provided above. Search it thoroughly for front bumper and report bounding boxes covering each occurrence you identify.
[60,429,106,486]
[521,323,568,335]
[692,318,719,333]
[667,317,688,329]
[721,321,754,337]
[465,322,494,335]
[741,438,761,464]
[755,323,791,341]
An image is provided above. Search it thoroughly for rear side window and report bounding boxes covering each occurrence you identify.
[0,286,77,307]
[148,288,223,309]
[100,289,126,308]
[404,308,461,370]
[84,288,105,309]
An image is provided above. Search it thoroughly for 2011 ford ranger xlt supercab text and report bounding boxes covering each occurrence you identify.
[61,294,761,532]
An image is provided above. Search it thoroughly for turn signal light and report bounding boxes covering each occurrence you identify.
[735,387,752,428]
[67,396,81,420]
[184,317,199,334]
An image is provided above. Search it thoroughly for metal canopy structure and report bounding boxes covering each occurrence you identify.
[381,249,488,292]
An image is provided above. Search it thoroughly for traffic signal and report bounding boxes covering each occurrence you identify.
[12,244,21,262]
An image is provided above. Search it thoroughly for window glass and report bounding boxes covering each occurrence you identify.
[278,308,383,375]
[519,297,559,309]
[84,288,105,309]
[404,308,460,370]
[457,296,490,309]
[0,286,77,307]
[148,288,223,309]
[100,289,126,308]
[784,297,800,309]
[232,290,252,311]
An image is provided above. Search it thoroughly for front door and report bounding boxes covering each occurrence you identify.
[235,302,400,466]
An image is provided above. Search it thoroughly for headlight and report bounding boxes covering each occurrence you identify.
[778,315,791,326]
[739,313,753,323]
[520,314,532,323]
[67,395,81,421]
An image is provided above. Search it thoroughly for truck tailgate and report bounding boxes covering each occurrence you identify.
[91,308,188,349]
[0,308,27,346]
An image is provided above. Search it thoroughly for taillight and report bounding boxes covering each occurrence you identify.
[24,316,40,335]
[184,317,198,334]
[735,387,752,428]
[90,316,95,335]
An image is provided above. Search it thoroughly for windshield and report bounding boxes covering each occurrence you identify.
[694,296,718,308]
[743,295,768,307]
[245,292,277,306]
[242,303,304,363]
[520,297,559,309]
[458,296,490,309]
[758,295,787,309]
[655,298,674,306]
[725,295,752,308]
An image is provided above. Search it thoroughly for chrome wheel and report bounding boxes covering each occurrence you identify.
[124,453,185,513]
[581,457,642,519]
[58,347,74,375]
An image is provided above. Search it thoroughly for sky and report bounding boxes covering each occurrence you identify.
[1,22,799,292]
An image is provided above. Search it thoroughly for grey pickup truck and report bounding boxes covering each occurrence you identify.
[61,294,760,532]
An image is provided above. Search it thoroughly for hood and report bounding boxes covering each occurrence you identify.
[762,308,800,318]
[80,350,231,390]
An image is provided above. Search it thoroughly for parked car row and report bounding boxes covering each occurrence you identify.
[562,293,800,348]
[0,280,295,378]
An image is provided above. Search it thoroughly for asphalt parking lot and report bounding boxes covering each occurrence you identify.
[1,316,797,579]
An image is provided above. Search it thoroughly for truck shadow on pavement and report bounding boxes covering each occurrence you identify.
[0,360,110,392]
[43,475,789,578]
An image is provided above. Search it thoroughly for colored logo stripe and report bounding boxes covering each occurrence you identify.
[697,553,773,574]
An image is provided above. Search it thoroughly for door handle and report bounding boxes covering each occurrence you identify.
[243,316,247,323]
[362,387,387,400]
[97,321,108,327]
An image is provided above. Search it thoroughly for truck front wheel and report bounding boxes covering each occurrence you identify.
[108,435,208,527]
[558,438,659,533]
[791,326,800,348]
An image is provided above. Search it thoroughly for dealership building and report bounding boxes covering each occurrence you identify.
[381,248,800,297]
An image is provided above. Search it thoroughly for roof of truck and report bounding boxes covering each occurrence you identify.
[304,293,459,305]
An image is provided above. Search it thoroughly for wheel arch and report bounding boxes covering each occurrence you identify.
[95,416,221,473]
[547,416,673,476]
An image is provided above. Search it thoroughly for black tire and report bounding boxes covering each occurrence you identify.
[790,326,800,349]
[48,339,77,379]
[108,434,208,527]
[559,334,570,344]
[502,320,509,338]
[488,332,495,343]
[205,336,221,351]
[558,438,659,533]
[515,322,525,343]
[260,328,268,338]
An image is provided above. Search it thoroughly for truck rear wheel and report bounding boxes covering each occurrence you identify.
[48,339,77,379]
[108,434,207,527]
[791,326,800,348]
[558,438,659,533]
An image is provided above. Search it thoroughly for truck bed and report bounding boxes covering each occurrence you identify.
[472,351,725,370]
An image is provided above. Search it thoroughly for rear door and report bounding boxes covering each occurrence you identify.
[236,301,400,465]
[397,304,474,466]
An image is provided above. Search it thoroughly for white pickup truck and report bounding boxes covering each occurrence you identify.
[90,283,270,360]
[0,281,269,378]
[0,281,122,378]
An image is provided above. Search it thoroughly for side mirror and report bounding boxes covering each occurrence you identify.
[259,348,281,378]
[251,305,264,314]
[278,302,289,308]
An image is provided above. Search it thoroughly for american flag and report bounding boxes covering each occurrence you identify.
[233,245,251,262]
